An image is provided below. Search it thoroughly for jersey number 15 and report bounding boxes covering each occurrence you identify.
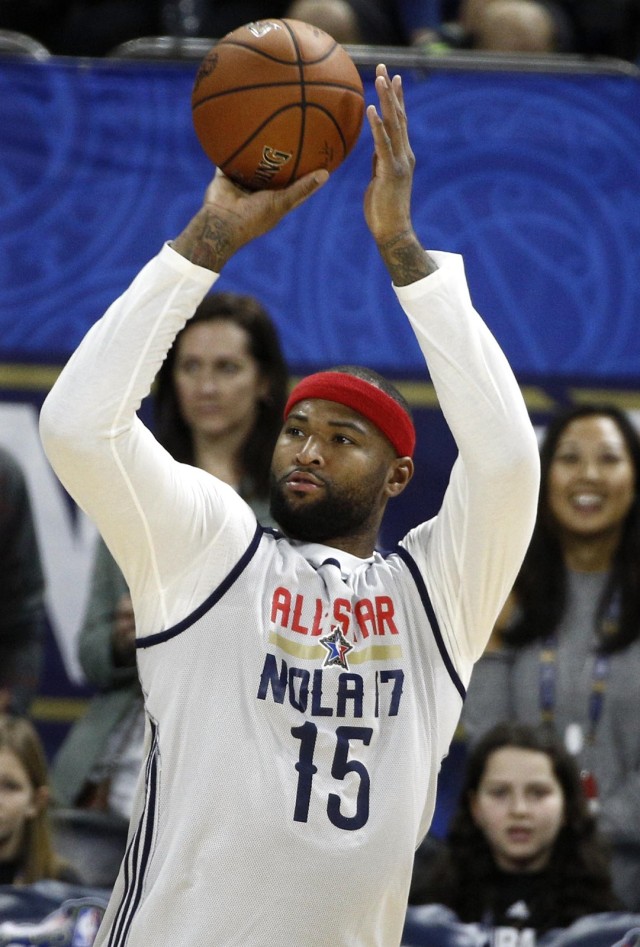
[291,723,373,831]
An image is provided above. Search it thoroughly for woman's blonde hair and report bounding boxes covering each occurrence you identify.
[0,713,67,883]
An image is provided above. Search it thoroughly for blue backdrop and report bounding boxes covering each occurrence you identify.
[2,57,640,379]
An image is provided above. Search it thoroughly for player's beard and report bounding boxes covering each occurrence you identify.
[269,471,378,544]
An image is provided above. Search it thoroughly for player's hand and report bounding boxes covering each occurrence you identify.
[364,65,415,242]
[364,65,433,285]
[172,167,329,271]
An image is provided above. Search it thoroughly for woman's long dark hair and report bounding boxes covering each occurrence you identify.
[154,292,289,499]
[413,722,619,928]
[506,404,640,653]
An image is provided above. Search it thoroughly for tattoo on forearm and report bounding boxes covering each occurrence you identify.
[172,210,236,271]
[194,217,233,269]
[388,244,432,285]
[378,231,436,286]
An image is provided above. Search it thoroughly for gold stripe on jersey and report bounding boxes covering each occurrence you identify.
[268,631,402,663]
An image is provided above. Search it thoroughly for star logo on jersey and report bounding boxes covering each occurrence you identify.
[319,625,353,670]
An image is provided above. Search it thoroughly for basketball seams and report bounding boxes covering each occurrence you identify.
[215,102,351,170]
[281,17,339,67]
[305,104,349,151]
[215,42,342,67]
[217,105,304,170]
[213,40,305,65]
[192,82,364,110]
[211,34,341,68]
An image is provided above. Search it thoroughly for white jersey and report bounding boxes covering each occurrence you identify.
[40,244,539,947]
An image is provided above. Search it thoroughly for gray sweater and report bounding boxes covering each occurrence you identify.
[462,569,640,910]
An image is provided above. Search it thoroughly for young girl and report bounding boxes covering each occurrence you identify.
[411,722,620,934]
[0,714,78,884]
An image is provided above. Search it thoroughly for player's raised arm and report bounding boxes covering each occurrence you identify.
[363,65,540,679]
[364,64,436,287]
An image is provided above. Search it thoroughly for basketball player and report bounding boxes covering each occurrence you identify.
[40,66,540,946]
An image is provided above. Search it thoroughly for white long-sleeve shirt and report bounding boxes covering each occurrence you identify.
[40,244,539,947]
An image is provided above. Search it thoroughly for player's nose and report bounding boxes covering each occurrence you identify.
[295,435,324,465]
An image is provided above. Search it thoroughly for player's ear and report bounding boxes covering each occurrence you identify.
[385,457,414,498]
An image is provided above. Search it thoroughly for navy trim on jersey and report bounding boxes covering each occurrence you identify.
[321,557,342,570]
[108,717,160,947]
[136,522,264,649]
[394,545,466,701]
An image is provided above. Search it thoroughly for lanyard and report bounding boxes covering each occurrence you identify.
[539,639,610,745]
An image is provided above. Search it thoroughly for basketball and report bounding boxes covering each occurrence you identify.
[191,18,365,191]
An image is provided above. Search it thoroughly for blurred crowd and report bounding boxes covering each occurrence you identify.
[0,0,639,61]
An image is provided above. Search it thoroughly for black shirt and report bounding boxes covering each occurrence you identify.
[483,866,552,932]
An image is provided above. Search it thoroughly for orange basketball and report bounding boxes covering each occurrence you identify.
[191,18,365,190]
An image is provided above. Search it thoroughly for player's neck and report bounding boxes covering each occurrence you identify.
[290,528,378,559]
[325,535,377,558]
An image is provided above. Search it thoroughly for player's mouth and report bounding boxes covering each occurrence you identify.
[285,470,325,494]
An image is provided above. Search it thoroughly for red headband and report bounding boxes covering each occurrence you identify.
[284,371,415,458]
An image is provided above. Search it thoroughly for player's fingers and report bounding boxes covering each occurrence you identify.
[377,70,414,178]
[386,73,408,144]
[374,69,406,156]
[374,66,394,123]
[275,169,330,213]
[368,85,395,160]
[391,74,412,158]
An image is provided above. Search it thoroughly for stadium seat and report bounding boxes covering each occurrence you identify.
[401,906,640,947]
[0,28,51,59]
[107,35,215,60]
[50,807,129,889]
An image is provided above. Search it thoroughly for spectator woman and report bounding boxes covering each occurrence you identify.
[462,403,640,910]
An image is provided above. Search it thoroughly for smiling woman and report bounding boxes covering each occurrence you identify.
[461,403,640,911]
